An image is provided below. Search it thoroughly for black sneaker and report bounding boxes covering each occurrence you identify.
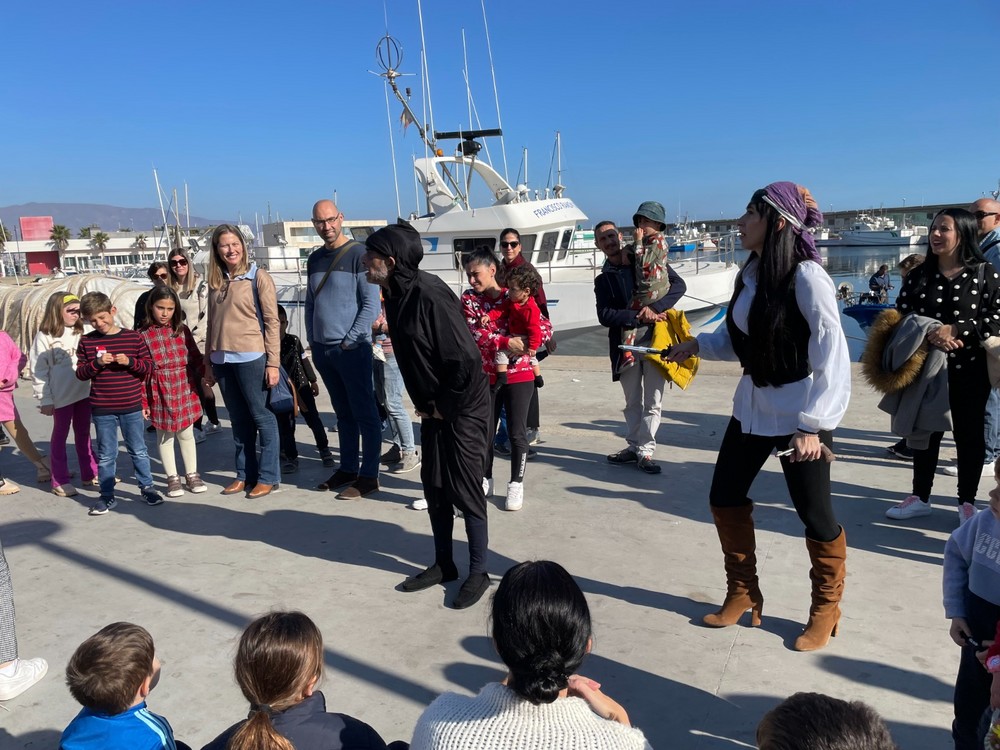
[89,497,118,515]
[142,489,164,506]
[494,441,512,457]
[401,563,459,592]
[320,448,335,467]
[607,448,638,465]
[637,455,662,474]
[0,430,9,447]
[887,442,913,460]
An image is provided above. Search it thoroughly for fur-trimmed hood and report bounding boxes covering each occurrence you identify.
[861,309,928,394]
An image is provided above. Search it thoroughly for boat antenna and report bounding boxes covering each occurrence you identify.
[382,73,403,218]
[545,131,565,198]
[480,0,508,182]
[416,0,436,141]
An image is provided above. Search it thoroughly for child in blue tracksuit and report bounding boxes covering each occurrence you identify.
[60,622,189,750]
[943,462,1000,750]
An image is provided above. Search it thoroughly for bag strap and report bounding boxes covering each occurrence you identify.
[312,241,358,298]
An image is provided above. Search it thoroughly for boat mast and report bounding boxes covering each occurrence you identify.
[480,0,508,182]
[153,168,168,253]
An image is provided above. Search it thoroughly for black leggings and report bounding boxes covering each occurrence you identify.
[912,357,991,504]
[709,417,839,542]
[276,387,329,460]
[487,380,533,483]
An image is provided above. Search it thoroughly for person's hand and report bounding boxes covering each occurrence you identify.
[40,404,54,417]
[664,340,699,362]
[114,353,130,366]
[636,306,657,324]
[789,431,822,462]
[507,337,527,355]
[545,338,557,354]
[567,674,632,727]
[977,640,995,667]
[98,351,114,366]
[480,314,491,326]
[311,382,319,397]
[950,617,973,647]
[203,372,215,388]
[142,409,150,420]
[265,367,279,388]
[634,227,645,245]
[928,324,963,352]
[798,185,818,212]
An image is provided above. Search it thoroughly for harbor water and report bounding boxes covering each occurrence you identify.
[560,244,918,359]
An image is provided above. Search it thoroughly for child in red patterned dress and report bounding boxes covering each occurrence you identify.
[138,287,206,497]
[492,264,545,388]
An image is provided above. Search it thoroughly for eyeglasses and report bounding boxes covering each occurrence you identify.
[973,211,1000,220]
[312,215,342,227]
[169,258,188,267]
[500,241,520,248]
[65,308,81,315]
[154,273,169,280]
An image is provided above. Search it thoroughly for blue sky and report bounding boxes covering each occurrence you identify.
[2,0,997,227]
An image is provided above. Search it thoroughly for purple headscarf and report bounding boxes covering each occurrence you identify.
[760,181,823,262]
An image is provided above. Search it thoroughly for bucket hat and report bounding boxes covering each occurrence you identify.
[633,201,667,231]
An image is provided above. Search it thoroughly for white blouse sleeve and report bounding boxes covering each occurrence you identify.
[795,261,851,432]
[696,315,738,361]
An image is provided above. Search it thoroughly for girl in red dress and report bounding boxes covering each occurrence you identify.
[139,287,206,497]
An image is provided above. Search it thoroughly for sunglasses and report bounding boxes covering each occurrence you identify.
[65,308,81,315]
[500,241,520,249]
[154,273,169,280]
[169,258,188,267]
[973,211,1000,220]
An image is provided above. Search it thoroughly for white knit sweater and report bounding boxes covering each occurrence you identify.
[410,682,651,750]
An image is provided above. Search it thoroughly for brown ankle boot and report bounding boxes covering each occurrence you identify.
[794,527,847,651]
[703,504,764,628]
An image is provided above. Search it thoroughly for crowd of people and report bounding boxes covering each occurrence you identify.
[5,190,1000,747]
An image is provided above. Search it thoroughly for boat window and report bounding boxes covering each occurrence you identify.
[453,237,497,269]
[535,231,559,264]
[556,229,571,260]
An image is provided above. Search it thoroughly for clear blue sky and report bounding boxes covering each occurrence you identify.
[2,0,997,227]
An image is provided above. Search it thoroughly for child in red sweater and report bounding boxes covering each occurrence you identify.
[492,264,544,388]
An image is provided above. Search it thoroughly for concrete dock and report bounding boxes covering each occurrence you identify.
[0,348,975,749]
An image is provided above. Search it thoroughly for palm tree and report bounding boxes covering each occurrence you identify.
[133,233,147,251]
[92,232,110,270]
[50,225,71,251]
[78,226,92,239]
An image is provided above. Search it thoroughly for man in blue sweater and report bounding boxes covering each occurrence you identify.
[306,200,382,499]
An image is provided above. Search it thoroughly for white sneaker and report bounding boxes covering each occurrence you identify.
[526,428,540,446]
[0,657,48,700]
[409,497,428,511]
[505,481,524,511]
[959,502,978,525]
[482,477,494,497]
[885,495,932,520]
[943,462,993,477]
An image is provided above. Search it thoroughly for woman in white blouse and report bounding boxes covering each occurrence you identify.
[667,182,850,652]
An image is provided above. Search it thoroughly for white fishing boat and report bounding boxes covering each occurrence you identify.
[365,32,737,334]
[817,213,928,247]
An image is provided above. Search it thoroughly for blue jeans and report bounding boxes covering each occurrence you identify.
[213,355,280,486]
[374,353,415,453]
[93,411,153,499]
[313,343,381,478]
[494,406,509,447]
[985,387,1000,464]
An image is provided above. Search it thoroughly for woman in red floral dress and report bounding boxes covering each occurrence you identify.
[139,286,206,497]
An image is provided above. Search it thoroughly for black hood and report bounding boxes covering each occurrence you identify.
[365,220,422,297]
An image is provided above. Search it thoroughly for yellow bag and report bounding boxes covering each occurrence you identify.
[644,310,699,389]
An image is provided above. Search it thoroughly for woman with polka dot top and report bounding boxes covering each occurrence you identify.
[885,208,1000,525]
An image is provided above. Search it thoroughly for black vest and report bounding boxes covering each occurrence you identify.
[726,269,812,387]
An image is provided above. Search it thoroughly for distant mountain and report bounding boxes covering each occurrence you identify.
[0,203,228,234]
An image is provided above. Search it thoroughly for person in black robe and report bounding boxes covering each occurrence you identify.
[363,221,491,610]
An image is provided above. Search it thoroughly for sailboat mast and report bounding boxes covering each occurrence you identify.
[153,168,167,252]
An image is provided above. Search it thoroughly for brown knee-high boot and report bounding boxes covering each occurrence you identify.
[794,527,847,652]
[703,504,763,627]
